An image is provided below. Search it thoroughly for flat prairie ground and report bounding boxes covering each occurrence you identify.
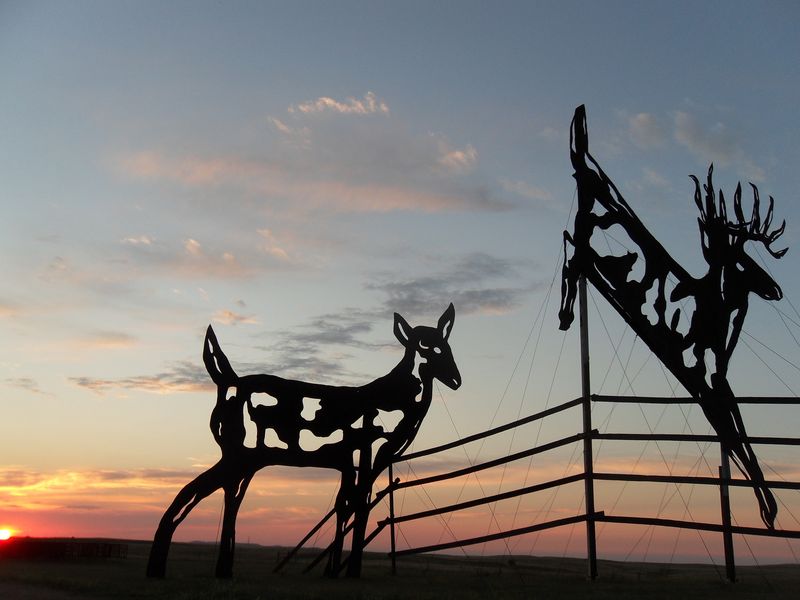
[0,540,798,599]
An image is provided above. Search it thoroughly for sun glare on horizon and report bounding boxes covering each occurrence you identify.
[0,529,12,541]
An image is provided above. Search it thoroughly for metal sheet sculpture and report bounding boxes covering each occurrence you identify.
[147,305,461,578]
[559,105,787,529]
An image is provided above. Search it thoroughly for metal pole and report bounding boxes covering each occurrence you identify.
[579,275,598,580]
[389,464,397,575]
[719,450,736,582]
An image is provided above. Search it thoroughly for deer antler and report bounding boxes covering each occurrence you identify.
[691,165,788,260]
[731,181,788,259]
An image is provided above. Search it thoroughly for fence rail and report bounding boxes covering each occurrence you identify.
[380,393,800,582]
[279,393,800,581]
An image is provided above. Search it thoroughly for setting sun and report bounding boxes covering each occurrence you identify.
[0,529,11,541]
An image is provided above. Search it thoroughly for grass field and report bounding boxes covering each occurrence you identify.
[0,539,798,599]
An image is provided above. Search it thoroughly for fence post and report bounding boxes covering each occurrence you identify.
[579,275,598,580]
[389,463,397,575]
[719,451,736,582]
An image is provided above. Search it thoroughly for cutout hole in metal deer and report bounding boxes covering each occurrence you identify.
[146,304,460,579]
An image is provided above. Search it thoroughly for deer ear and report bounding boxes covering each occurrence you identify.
[438,303,455,341]
[394,313,413,347]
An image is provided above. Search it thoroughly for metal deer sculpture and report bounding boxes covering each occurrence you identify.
[147,305,460,578]
[559,105,787,528]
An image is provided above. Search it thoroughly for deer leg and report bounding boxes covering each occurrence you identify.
[326,469,354,578]
[347,439,376,579]
[345,483,371,578]
[256,424,265,447]
[147,461,227,577]
[215,470,255,578]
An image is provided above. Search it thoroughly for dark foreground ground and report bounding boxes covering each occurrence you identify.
[0,539,797,599]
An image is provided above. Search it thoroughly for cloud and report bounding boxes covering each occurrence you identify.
[38,255,134,298]
[539,126,560,142]
[118,91,509,217]
[251,251,538,379]
[81,331,138,349]
[673,110,769,183]
[213,309,259,326]
[267,116,309,138]
[369,252,538,318]
[641,167,669,188]
[289,91,389,116]
[121,235,153,246]
[0,466,205,504]
[499,178,553,205]
[70,360,213,394]
[5,377,51,396]
[253,311,380,382]
[256,228,291,262]
[121,236,257,280]
[437,141,478,173]
[286,311,379,349]
[628,112,667,148]
[120,151,506,214]
[267,116,311,148]
[0,300,20,319]
[673,111,740,165]
[184,238,202,256]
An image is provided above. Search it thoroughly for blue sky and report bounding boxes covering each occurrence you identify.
[1,1,799,562]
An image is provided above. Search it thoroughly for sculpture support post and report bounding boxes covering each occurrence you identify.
[719,451,736,582]
[388,463,397,575]
[579,275,598,580]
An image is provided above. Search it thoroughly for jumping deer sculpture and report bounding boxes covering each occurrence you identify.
[560,105,787,528]
[147,304,461,578]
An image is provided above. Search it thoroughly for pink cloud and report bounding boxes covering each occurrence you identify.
[118,152,497,214]
[289,91,389,116]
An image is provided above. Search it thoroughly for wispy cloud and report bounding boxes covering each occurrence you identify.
[118,91,509,216]
[119,151,506,214]
[673,110,766,181]
[81,331,138,349]
[628,112,667,148]
[213,309,259,326]
[121,235,153,246]
[499,178,553,205]
[0,300,20,319]
[267,116,309,137]
[256,228,294,263]
[245,252,538,382]
[288,91,389,116]
[0,466,201,497]
[70,360,213,395]
[38,255,134,298]
[674,111,739,165]
[436,139,478,173]
[267,116,310,148]
[120,236,257,280]
[369,252,538,318]
[5,377,51,396]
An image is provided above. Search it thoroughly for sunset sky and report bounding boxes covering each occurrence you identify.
[2,1,799,565]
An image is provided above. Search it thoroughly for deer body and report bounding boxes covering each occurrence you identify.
[559,106,787,528]
[147,305,460,579]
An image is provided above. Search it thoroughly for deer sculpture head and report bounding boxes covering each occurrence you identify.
[393,303,461,390]
[692,165,786,303]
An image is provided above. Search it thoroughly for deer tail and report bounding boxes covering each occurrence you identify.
[203,325,238,386]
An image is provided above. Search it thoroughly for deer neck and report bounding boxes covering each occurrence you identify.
[388,347,431,403]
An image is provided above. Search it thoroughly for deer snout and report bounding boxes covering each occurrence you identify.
[441,367,461,390]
